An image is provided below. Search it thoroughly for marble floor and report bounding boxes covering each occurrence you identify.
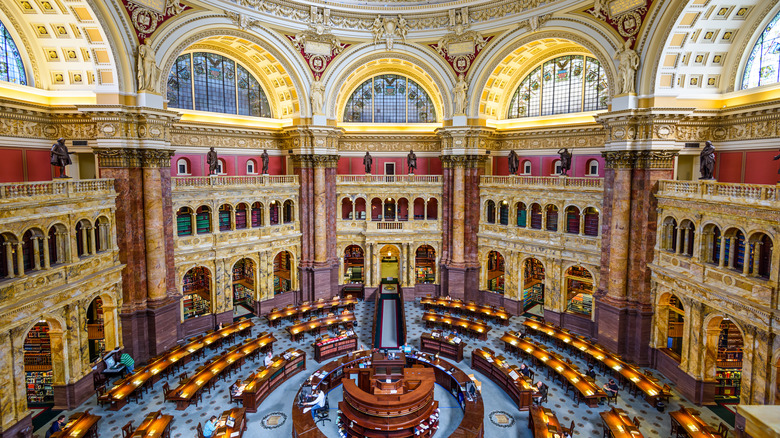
[33,299,730,437]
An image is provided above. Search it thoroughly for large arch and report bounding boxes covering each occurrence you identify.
[323,44,455,121]
[469,26,618,120]
[156,22,308,118]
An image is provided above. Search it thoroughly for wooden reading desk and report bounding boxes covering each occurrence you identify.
[166,332,276,410]
[213,407,247,438]
[101,320,254,410]
[286,313,356,341]
[130,411,173,438]
[422,312,491,340]
[420,331,466,362]
[313,332,358,362]
[239,348,306,412]
[522,320,671,405]
[472,347,539,410]
[421,297,510,325]
[670,408,723,438]
[266,297,357,326]
[528,405,562,438]
[501,331,605,407]
[51,411,101,438]
[600,407,644,438]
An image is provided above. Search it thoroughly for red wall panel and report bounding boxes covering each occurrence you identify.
[744,151,779,185]
[715,152,743,183]
[0,149,26,183]
[26,150,54,182]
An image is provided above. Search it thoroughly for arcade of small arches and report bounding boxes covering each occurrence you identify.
[175,200,295,236]
[483,200,600,236]
[340,197,439,221]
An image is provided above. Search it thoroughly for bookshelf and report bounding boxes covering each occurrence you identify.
[183,267,211,319]
[415,246,436,284]
[251,207,263,227]
[517,207,527,227]
[566,293,593,316]
[183,292,210,319]
[269,203,279,224]
[274,252,292,293]
[176,213,192,236]
[715,320,743,401]
[523,259,545,311]
[584,210,599,236]
[313,333,358,362]
[218,207,231,231]
[87,298,105,362]
[565,266,593,316]
[530,206,542,229]
[344,246,364,284]
[235,209,247,229]
[196,211,210,234]
[24,323,53,404]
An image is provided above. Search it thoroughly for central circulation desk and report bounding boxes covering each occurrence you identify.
[101,319,254,410]
[240,348,306,412]
[420,297,510,325]
[266,296,358,326]
[287,313,356,341]
[421,312,490,340]
[167,332,276,410]
[420,332,466,362]
[522,320,670,405]
[291,350,484,438]
[500,331,605,407]
[471,347,538,410]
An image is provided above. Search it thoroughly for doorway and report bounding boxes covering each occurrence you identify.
[379,245,400,282]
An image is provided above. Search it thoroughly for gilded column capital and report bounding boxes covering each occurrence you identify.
[441,155,488,169]
[291,153,339,168]
[602,150,678,169]
[94,148,175,168]
[602,150,636,169]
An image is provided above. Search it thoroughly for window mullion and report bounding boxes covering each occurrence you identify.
[190,54,195,110]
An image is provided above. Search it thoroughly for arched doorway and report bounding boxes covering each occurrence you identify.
[415,245,436,284]
[522,258,545,316]
[486,251,505,293]
[274,251,293,294]
[710,318,744,403]
[565,265,594,317]
[232,258,255,315]
[24,322,54,405]
[344,245,364,284]
[86,297,106,362]
[380,245,400,281]
[182,266,211,320]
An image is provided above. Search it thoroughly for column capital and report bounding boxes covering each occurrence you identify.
[441,154,488,169]
[292,154,340,168]
[282,126,344,155]
[93,148,176,168]
[602,150,678,169]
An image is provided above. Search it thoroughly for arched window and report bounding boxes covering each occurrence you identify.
[507,55,608,118]
[0,20,27,85]
[742,10,780,89]
[552,160,562,175]
[486,201,496,224]
[167,52,272,117]
[216,158,226,175]
[343,74,436,123]
[176,158,190,175]
[586,159,599,176]
[246,159,257,174]
[516,202,527,227]
[522,160,532,175]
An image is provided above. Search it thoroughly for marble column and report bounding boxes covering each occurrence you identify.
[4,242,14,278]
[15,243,24,276]
[314,165,327,264]
[752,242,762,275]
[451,165,465,265]
[190,212,197,235]
[143,168,168,302]
[719,236,727,267]
[89,226,97,254]
[42,236,50,269]
[676,226,684,254]
[31,237,41,270]
[728,237,736,269]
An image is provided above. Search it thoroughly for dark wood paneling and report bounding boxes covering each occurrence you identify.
[179,313,215,339]
[0,413,32,438]
[561,311,595,338]
[148,300,179,357]
[53,370,94,410]
[652,348,714,406]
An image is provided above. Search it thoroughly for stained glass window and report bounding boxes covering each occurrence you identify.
[507,55,607,119]
[742,11,780,89]
[343,74,436,123]
[0,20,27,85]
[167,52,271,117]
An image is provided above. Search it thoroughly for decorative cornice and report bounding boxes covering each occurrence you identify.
[441,154,488,168]
[94,148,175,168]
[292,154,340,168]
[602,150,678,169]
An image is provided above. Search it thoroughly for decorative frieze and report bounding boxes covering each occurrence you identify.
[602,150,677,169]
[94,148,175,168]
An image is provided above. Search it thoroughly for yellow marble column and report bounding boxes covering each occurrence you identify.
[42,235,50,269]
[4,242,15,278]
[102,302,119,351]
[142,168,168,302]
[31,237,41,270]
[451,165,465,265]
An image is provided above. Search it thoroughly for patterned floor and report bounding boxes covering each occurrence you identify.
[32,298,730,437]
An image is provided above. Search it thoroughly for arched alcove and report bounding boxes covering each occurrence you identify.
[344,245,364,284]
[415,245,436,284]
[486,250,505,294]
[182,266,211,320]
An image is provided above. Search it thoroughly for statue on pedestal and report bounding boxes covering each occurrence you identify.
[407,150,417,174]
[558,148,572,176]
[137,38,160,92]
[261,149,269,174]
[363,151,373,174]
[508,150,519,175]
[207,147,219,175]
[310,79,325,115]
[700,140,716,180]
[614,39,639,95]
[453,74,468,115]
[50,138,73,178]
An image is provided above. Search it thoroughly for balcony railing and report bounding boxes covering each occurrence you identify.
[0,179,115,202]
[480,175,603,190]
[657,180,779,204]
[337,175,442,184]
[172,175,299,189]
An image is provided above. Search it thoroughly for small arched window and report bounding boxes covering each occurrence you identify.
[0,20,27,85]
[586,159,599,176]
[343,74,436,123]
[508,55,607,118]
[552,160,562,175]
[742,10,780,89]
[167,52,272,117]
[522,160,532,175]
[246,159,257,174]
[217,158,226,175]
[176,158,190,175]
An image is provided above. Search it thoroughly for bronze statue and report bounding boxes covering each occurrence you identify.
[363,151,373,174]
[207,147,219,175]
[700,141,716,180]
[50,138,73,178]
[261,149,269,174]
[557,148,572,176]
[407,150,417,174]
[508,150,519,175]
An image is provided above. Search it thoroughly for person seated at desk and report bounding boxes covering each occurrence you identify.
[601,379,619,404]
[402,342,412,354]
[518,363,531,376]
[303,388,326,414]
[585,364,597,379]
[230,379,243,398]
[44,415,66,438]
[264,351,274,367]
[203,415,218,438]
[535,381,548,397]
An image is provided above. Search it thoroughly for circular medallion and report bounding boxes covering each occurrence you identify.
[453,55,472,73]
[723,275,734,287]
[308,55,327,73]
[131,9,159,35]
[617,11,642,38]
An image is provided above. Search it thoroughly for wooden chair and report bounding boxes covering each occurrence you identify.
[121,421,134,438]
[196,423,206,438]
[606,389,619,406]
[95,384,110,408]
[561,420,575,436]
[632,417,640,428]
[162,382,172,400]
[718,422,729,438]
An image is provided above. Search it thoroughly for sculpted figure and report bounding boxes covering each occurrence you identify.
[50,138,73,178]
[615,39,640,94]
[590,0,607,20]
[398,15,408,43]
[363,151,373,174]
[558,148,573,176]
[311,79,325,115]
[407,150,417,174]
[261,149,269,174]
[453,74,468,115]
[207,147,219,175]
[137,38,159,92]
[508,150,519,175]
[700,141,716,180]
[371,15,384,45]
